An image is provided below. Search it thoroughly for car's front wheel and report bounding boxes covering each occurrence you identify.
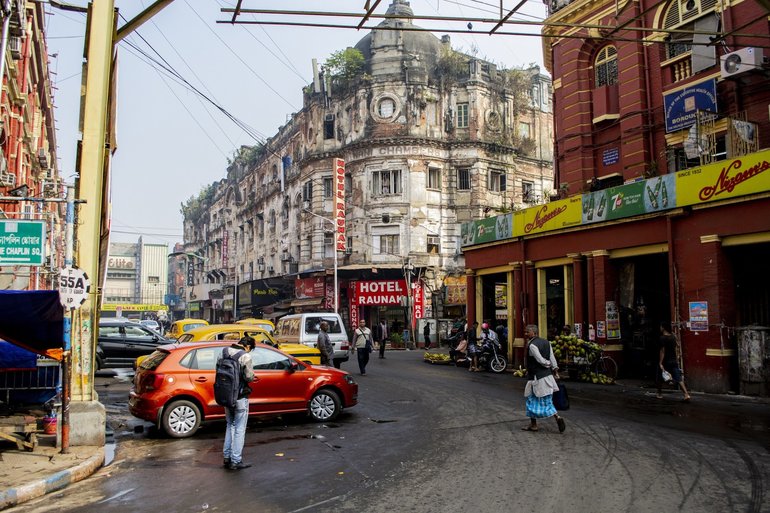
[161,400,201,438]
[309,389,341,422]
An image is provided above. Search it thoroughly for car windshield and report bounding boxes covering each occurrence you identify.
[177,334,193,343]
[183,323,207,332]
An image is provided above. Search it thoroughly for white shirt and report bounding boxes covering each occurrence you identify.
[523,339,560,398]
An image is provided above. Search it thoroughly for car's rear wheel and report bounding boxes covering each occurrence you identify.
[309,389,340,422]
[162,400,201,438]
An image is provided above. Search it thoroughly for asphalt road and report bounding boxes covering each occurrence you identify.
[9,351,769,513]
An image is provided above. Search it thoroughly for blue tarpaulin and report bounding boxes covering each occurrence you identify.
[0,290,63,357]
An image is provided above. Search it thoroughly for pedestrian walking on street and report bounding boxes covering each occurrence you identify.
[376,319,388,358]
[353,320,373,375]
[522,324,566,433]
[657,322,691,402]
[317,321,334,366]
[217,335,256,470]
[423,322,431,350]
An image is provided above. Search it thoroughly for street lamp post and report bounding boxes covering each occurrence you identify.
[303,203,338,314]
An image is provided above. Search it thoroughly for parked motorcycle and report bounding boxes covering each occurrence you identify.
[451,337,508,373]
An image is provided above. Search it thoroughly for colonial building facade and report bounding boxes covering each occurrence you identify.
[462,0,770,393]
[181,0,554,337]
[0,1,61,290]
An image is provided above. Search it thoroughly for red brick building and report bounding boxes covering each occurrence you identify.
[0,1,61,290]
[461,0,770,393]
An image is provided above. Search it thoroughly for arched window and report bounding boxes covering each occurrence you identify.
[595,46,618,87]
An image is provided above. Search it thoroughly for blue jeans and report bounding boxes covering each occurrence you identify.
[223,397,249,464]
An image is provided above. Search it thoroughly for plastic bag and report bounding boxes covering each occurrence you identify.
[661,370,673,383]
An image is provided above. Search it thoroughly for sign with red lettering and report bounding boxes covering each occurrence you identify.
[352,280,406,306]
[349,281,359,328]
[334,158,346,252]
[412,281,424,319]
[222,231,229,268]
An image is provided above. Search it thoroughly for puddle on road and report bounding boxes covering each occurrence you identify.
[104,442,116,466]
[368,418,397,423]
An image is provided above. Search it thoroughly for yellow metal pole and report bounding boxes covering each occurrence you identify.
[72,0,114,407]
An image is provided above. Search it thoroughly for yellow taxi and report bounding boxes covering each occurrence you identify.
[235,318,275,333]
[167,318,210,339]
[176,324,320,365]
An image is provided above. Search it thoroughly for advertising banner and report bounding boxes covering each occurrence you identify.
[675,149,770,206]
[349,280,359,329]
[582,175,676,224]
[295,277,325,298]
[460,213,512,247]
[444,276,467,305]
[334,158,346,252]
[352,280,407,306]
[605,301,621,339]
[522,196,582,235]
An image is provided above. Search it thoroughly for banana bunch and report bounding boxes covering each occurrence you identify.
[513,366,527,378]
[552,335,601,363]
[424,352,452,363]
[578,371,614,385]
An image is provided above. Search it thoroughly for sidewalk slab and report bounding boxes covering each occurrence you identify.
[0,441,103,510]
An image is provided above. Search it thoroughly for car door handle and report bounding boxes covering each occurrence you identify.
[194,377,208,383]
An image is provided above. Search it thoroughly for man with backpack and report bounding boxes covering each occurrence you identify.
[215,335,256,470]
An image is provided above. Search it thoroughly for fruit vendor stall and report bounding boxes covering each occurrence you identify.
[551,334,616,384]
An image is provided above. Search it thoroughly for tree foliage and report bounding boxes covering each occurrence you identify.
[324,47,365,80]
[180,184,216,222]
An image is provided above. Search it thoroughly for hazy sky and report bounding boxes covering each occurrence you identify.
[44,0,547,248]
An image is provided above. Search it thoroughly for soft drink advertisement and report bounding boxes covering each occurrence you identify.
[582,175,675,224]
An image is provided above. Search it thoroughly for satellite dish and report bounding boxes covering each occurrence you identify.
[723,53,743,74]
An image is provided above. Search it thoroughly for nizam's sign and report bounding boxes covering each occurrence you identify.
[461,148,770,247]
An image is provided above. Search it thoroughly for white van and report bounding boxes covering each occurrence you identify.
[275,313,350,368]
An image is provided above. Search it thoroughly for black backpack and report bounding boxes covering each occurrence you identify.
[214,349,245,408]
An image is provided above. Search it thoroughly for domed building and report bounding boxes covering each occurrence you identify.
[180,0,554,351]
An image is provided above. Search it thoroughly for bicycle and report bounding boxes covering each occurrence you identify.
[590,349,618,380]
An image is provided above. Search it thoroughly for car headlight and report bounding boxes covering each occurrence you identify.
[344,375,355,385]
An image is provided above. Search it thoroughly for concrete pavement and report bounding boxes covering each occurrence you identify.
[0,436,103,510]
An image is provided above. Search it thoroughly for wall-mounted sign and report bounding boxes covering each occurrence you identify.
[296,277,325,298]
[689,301,709,331]
[107,256,135,269]
[663,78,717,133]
[412,282,424,319]
[602,147,620,166]
[0,220,46,266]
[59,266,90,310]
[352,280,406,306]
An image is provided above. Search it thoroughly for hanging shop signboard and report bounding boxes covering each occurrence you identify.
[352,280,407,306]
[663,78,717,133]
[520,196,582,235]
[334,158,346,252]
[412,282,424,319]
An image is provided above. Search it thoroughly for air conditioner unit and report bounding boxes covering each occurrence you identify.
[721,47,764,79]
[280,252,291,262]
[0,172,16,188]
[38,149,48,169]
[8,37,22,60]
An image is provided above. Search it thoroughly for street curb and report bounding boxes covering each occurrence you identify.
[0,447,104,511]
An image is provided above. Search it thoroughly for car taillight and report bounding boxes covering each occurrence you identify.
[341,343,350,350]
[146,373,175,391]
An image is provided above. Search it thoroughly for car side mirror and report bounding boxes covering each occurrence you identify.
[289,362,299,373]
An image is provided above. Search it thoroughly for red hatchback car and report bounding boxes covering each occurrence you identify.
[129,341,358,438]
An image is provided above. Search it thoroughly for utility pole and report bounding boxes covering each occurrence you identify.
[66,0,176,446]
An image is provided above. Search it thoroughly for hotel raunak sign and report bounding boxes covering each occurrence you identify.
[461,148,770,248]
